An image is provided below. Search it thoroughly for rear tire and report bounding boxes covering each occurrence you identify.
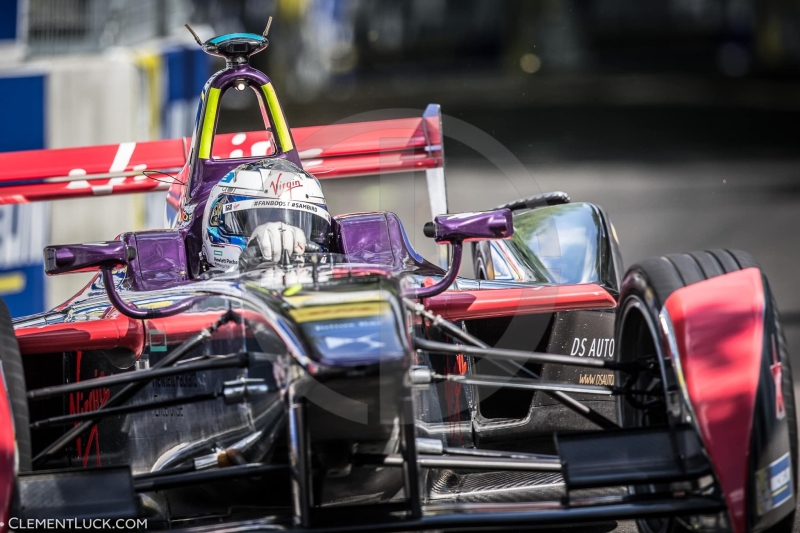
[0,299,30,472]
[616,250,796,533]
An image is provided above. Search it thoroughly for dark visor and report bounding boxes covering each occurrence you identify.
[221,206,329,245]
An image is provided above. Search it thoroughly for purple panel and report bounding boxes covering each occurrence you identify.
[433,209,513,243]
[335,212,443,275]
[123,230,189,291]
[336,212,393,265]
[43,241,130,275]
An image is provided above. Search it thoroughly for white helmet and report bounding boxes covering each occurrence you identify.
[202,159,329,270]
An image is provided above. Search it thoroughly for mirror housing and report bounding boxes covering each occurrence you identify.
[43,240,202,319]
[44,241,135,275]
[423,209,513,243]
[412,209,514,299]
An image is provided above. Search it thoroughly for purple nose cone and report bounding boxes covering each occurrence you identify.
[432,208,514,243]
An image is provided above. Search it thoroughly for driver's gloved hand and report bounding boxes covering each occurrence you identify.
[249,222,307,263]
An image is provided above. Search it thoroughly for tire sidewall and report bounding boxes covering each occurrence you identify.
[616,268,696,533]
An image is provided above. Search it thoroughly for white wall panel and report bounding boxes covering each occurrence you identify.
[43,54,150,308]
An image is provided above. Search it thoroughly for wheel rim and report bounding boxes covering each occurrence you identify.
[617,296,671,532]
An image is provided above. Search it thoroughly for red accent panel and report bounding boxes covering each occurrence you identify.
[149,309,269,337]
[424,283,616,321]
[15,309,267,357]
[663,268,765,533]
[0,179,170,204]
[0,139,186,183]
[0,117,441,203]
[0,374,15,531]
[0,119,428,184]
[145,312,251,344]
[211,118,428,160]
[308,151,441,180]
[15,315,145,355]
[291,117,428,157]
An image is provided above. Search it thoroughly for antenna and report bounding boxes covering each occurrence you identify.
[184,23,203,46]
[263,16,273,38]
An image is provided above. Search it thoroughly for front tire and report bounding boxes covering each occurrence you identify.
[0,299,31,472]
[616,250,796,533]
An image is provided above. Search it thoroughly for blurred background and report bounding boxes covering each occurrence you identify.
[0,0,798,334]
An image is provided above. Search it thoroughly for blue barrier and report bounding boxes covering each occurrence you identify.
[0,0,18,42]
[0,73,47,318]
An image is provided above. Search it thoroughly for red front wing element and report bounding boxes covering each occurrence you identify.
[0,116,442,204]
[15,286,614,356]
[15,313,145,355]
[425,283,616,321]
[663,268,766,533]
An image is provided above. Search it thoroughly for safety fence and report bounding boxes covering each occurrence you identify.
[25,0,192,56]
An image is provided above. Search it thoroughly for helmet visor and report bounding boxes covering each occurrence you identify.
[217,197,331,245]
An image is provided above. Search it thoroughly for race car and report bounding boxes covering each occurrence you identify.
[0,29,794,533]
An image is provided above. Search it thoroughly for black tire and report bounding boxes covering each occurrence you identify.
[617,250,796,533]
[0,299,31,472]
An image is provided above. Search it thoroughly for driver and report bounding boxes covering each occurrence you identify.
[201,159,330,271]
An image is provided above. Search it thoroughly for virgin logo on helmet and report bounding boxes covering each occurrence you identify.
[264,172,302,196]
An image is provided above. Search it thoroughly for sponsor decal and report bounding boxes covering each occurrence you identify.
[152,394,186,418]
[578,373,615,386]
[265,172,302,197]
[153,373,198,388]
[70,352,110,468]
[756,452,793,516]
[325,332,385,351]
[771,335,786,420]
[570,337,615,358]
[222,198,331,223]
[148,329,167,352]
[290,303,384,324]
[209,242,240,265]
[301,315,405,361]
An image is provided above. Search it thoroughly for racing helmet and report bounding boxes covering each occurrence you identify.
[202,159,330,269]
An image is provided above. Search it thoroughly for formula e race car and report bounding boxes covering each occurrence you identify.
[0,30,794,533]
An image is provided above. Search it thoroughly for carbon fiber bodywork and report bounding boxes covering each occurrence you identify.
[468,202,622,448]
[427,470,565,503]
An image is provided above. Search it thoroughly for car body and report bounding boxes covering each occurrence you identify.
[0,31,793,533]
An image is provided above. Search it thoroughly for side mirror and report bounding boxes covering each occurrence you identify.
[44,240,201,319]
[43,241,134,275]
[412,209,514,299]
[423,209,513,243]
